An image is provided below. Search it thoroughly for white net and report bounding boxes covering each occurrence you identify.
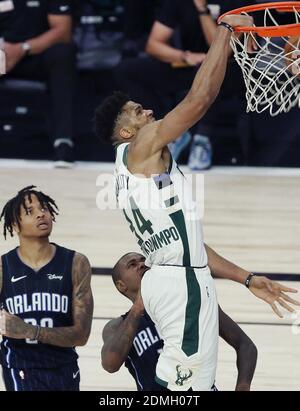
[230,6,300,116]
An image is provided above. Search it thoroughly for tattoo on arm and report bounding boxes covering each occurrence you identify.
[102,308,143,372]
[71,252,94,342]
[38,252,94,347]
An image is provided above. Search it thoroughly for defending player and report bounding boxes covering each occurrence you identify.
[102,252,258,391]
[0,186,94,391]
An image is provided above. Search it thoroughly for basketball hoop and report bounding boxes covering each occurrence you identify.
[219,2,300,116]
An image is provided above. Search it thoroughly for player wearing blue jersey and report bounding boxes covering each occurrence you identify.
[0,186,94,391]
[101,252,258,391]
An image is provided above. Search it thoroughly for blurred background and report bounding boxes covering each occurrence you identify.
[0,0,300,168]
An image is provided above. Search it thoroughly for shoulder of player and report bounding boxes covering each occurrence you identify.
[72,251,91,266]
[71,252,92,281]
[102,317,124,341]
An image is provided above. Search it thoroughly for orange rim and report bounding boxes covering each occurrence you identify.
[218,1,300,37]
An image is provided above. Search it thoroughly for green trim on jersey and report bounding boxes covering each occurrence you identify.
[182,268,201,356]
[155,375,168,388]
[113,142,124,151]
[168,154,173,174]
[169,210,191,266]
[165,195,179,208]
[122,144,129,166]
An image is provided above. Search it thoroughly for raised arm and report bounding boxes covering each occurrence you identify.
[101,296,144,373]
[131,14,253,159]
[219,306,257,391]
[0,253,94,347]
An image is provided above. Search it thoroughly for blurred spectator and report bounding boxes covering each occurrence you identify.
[122,0,162,58]
[0,0,76,168]
[74,0,125,71]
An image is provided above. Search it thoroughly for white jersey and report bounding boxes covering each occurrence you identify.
[115,143,207,268]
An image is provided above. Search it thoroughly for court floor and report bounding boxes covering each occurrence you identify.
[0,160,299,391]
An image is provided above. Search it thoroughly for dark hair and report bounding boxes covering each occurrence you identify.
[94,91,130,144]
[0,185,59,239]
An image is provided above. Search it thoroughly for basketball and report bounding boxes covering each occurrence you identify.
[285,36,300,78]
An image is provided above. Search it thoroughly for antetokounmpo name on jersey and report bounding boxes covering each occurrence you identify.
[141,226,180,255]
[5,293,69,315]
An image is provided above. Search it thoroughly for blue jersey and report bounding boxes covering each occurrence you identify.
[122,312,164,391]
[0,244,78,369]
[123,313,218,391]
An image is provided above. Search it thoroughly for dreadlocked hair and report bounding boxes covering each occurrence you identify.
[0,185,59,240]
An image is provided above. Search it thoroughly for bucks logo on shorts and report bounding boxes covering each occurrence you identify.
[175,365,193,386]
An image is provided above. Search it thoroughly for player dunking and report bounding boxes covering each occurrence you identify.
[94,14,300,390]
[0,186,94,391]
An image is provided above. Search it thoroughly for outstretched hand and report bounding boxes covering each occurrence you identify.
[249,276,300,318]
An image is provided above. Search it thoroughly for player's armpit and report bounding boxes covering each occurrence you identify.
[131,96,211,162]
